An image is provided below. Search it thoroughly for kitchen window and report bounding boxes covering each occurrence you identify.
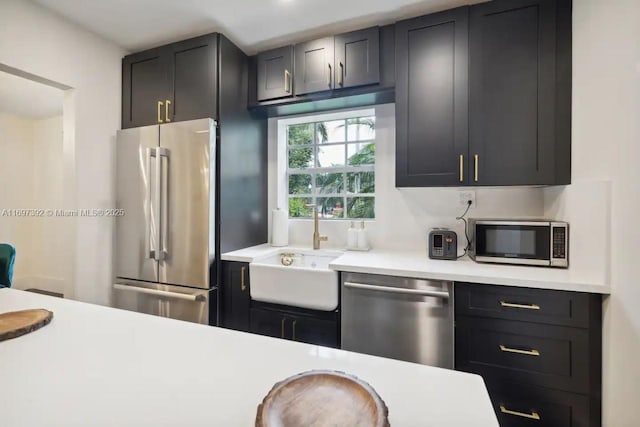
[286,114,375,219]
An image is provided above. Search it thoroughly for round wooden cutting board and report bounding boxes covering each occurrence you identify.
[255,370,390,427]
[0,309,53,342]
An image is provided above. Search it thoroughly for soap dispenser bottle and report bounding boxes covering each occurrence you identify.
[357,220,369,250]
[347,221,358,250]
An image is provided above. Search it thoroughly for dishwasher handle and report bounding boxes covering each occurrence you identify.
[343,281,450,299]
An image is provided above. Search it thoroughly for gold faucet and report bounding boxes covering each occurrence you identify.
[306,204,328,250]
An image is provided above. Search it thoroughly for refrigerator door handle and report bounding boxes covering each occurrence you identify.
[158,147,170,261]
[154,147,163,261]
[113,283,206,301]
[145,147,157,260]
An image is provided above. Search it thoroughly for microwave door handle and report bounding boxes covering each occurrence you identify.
[343,282,450,299]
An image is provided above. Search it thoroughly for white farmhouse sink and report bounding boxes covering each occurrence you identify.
[250,250,341,311]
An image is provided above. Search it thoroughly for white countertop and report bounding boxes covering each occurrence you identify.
[222,244,610,294]
[0,289,498,427]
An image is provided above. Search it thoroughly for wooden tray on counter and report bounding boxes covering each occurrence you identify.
[0,309,53,342]
[256,370,390,427]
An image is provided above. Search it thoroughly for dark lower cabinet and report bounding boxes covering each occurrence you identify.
[395,7,469,187]
[487,381,591,427]
[469,0,571,185]
[455,283,602,427]
[250,304,339,348]
[220,261,251,331]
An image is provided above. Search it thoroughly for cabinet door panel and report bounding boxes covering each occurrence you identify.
[221,262,250,331]
[294,37,334,95]
[469,0,557,185]
[169,34,217,122]
[395,8,469,187]
[290,315,339,348]
[455,282,593,328]
[456,316,591,394]
[249,308,286,340]
[486,381,593,427]
[122,49,170,128]
[257,46,293,101]
[334,27,379,89]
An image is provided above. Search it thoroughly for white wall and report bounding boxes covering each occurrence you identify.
[30,115,67,295]
[268,104,545,252]
[0,113,35,281]
[0,113,67,294]
[0,0,125,303]
[566,1,640,425]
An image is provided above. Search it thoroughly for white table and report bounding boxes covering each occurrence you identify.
[0,289,498,427]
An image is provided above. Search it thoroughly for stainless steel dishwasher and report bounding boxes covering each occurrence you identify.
[341,272,453,368]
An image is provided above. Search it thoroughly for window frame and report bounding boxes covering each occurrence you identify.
[277,109,376,220]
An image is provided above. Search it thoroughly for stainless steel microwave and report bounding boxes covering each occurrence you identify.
[469,220,569,268]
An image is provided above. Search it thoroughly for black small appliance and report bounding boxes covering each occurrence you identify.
[429,229,458,260]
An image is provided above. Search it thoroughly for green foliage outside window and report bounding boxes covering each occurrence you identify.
[287,116,375,219]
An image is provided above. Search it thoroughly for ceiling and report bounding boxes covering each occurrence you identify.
[0,71,64,119]
[32,0,476,54]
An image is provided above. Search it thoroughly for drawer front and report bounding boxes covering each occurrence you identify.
[455,282,592,327]
[456,317,590,393]
[486,381,594,427]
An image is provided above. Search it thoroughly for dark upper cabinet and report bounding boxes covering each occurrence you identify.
[122,33,218,128]
[220,261,251,332]
[395,7,469,187]
[469,0,571,185]
[294,37,335,95]
[256,46,294,101]
[122,47,171,129]
[168,34,217,123]
[334,27,380,89]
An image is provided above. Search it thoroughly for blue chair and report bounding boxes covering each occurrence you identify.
[0,244,16,289]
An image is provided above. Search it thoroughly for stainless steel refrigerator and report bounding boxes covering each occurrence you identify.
[113,119,216,324]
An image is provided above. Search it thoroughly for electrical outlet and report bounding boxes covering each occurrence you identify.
[459,190,476,208]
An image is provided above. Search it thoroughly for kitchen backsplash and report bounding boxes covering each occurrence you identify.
[267,104,546,252]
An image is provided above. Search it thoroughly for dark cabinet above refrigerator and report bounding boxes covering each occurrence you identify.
[122,33,217,129]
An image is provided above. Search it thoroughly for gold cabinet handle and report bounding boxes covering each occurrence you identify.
[292,320,297,341]
[165,100,171,122]
[499,344,540,356]
[240,266,247,292]
[474,154,479,182]
[459,155,464,182]
[500,301,540,310]
[157,101,164,123]
[284,69,291,93]
[280,318,286,338]
[338,62,344,87]
[500,405,541,420]
[327,63,332,87]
